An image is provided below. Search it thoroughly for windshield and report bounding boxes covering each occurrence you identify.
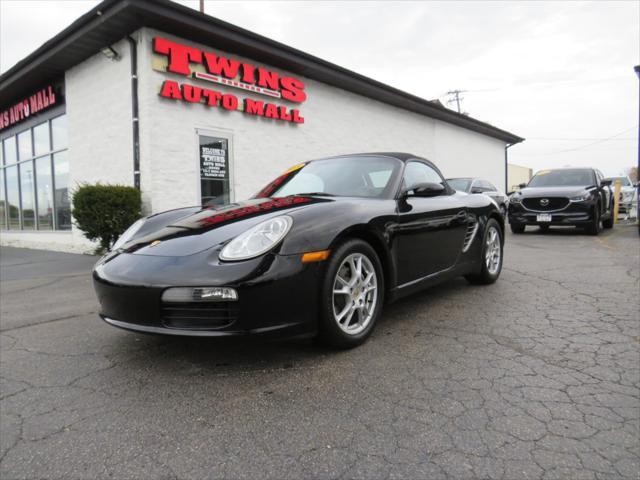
[609,177,631,187]
[255,156,402,199]
[528,169,595,187]
[447,179,472,192]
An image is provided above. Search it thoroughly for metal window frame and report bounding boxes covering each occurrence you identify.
[195,127,235,207]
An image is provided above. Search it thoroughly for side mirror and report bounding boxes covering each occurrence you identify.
[600,179,612,187]
[470,187,483,194]
[405,182,445,198]
[518,183,527,189]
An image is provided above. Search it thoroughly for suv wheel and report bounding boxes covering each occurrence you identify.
[587,205,601,235]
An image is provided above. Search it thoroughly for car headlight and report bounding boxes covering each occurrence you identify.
[220,215,293,261]
[111,218,145,250]
[510,195,522,204]
[622,191,633,201]
[570,193,591,202]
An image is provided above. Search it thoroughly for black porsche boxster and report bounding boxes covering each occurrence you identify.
[93,153,504,348]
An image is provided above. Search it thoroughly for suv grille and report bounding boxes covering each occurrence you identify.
[161,303,238,330]
[522,197,569,211]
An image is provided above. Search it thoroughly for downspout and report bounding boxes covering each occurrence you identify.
[504,143,514,193]
[127,36,140,190]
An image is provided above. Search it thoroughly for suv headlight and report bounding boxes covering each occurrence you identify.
[570,193,591,202]
[220,216,293,261]
[112,218,145,250]
[510,194,522,204]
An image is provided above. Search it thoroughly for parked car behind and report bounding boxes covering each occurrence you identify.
[508,167,614,235]
[605,175,637,216]
[446,177,509,216]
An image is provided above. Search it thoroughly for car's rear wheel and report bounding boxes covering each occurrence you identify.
[510,222,525,234]
[587,204,601,235]
[318,239,384,349]
[466,219,503,285]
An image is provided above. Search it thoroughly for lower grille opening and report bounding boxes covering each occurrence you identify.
[161,303,238,330]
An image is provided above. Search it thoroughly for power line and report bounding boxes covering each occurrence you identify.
[445,90,466,114]
[512,126,638,156]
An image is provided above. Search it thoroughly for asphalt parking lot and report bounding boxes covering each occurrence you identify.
[1,225,638,479]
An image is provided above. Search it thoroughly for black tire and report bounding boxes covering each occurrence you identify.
[602,215,614,229]
[587,204,601,235]
[510,222,525,234]
[465,218,504,285]
[318,239,385,349]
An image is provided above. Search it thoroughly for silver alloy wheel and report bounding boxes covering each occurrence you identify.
[332,253,378,335]
[485,225,502,275]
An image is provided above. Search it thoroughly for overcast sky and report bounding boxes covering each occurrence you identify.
[1,0,638,177]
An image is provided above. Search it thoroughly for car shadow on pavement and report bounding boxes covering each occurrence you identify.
[517,226,615,236]
[100,277,469,376]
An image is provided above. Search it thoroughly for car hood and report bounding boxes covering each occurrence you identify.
[517,186,593,198]
[119,195,334,257]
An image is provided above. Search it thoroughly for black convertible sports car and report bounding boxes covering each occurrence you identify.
[93,153,505,348]
[508,167,614,235]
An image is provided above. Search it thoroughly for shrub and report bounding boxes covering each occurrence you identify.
[72,184,142,253]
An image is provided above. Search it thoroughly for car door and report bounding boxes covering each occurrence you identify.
[395,161,468,286]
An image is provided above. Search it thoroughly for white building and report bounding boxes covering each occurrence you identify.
[0,0,523,253]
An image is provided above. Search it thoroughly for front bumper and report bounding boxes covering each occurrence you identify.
[508,200,594,226]
[93,250,323,338]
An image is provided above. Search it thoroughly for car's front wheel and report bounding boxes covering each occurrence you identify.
[466,218,503,285]
[318,239,384,349]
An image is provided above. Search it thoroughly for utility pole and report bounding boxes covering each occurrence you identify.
[199,0,204,13]
[446,89,466,114]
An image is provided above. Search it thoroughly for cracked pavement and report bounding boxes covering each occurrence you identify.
[0,225,638,479]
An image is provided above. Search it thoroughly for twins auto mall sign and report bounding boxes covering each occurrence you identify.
[153,37,306,124]
[0,85,58,131]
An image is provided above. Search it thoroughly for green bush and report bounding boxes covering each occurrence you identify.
[72,184,142,253]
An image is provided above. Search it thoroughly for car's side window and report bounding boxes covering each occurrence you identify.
[403,162,444,191]
[485,181,497,192]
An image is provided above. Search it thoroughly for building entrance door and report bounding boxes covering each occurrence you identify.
[198,134,231,207]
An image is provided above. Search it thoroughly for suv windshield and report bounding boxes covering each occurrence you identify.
[608,176,631,187]
[256,156,402,199]
[447,178,472,192]
[528,169,595,187]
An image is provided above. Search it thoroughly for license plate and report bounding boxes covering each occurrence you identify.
[537,214,552,222]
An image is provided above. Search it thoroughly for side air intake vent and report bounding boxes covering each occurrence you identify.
[462,219,479,253]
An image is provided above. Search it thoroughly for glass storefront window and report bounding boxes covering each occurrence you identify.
[33,122,50,157]
[4,136,17,164]
[35,156,54,230]
[20,161,36,229]
[17,129,32,160]
[1,113,68,231]
[52,115,68,150]
[0,170,6,229]
[53,151,71,230]
[5,165,20,229]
